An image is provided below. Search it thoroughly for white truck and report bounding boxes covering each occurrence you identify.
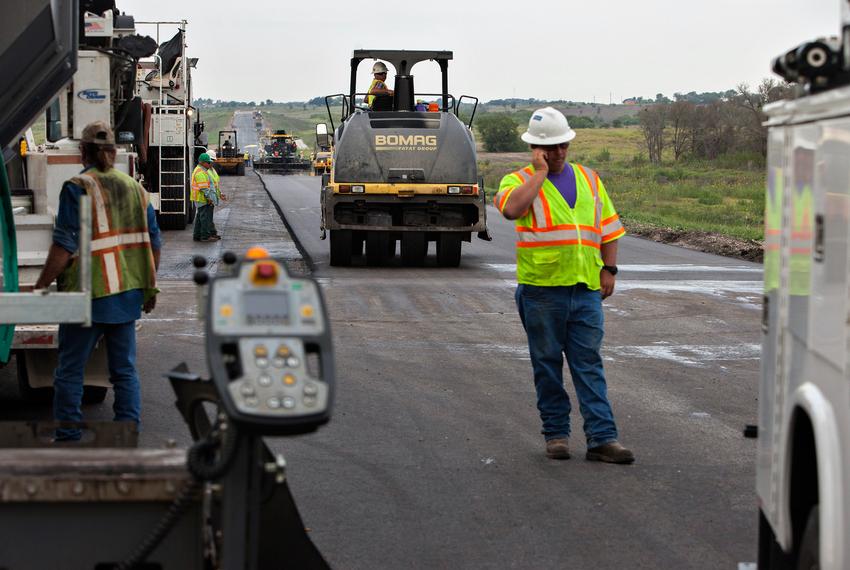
[757,3,850,568]
[7,7,196,401]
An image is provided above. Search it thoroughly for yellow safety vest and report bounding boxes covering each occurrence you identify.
[495,163,625,289]
[191,165,212,204]
[367,78,383,107]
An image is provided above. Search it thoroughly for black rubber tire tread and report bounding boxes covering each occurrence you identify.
[16,355,53,404]
[797,505,819,570]
[82,386,109,404]
[401,232,427,266]
[366,231,391,266]
[436,232,462,267]
[329,230,352,267]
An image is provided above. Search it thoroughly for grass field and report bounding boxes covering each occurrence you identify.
[478,127,765,241]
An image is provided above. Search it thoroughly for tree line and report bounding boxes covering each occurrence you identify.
[638,79,792,164]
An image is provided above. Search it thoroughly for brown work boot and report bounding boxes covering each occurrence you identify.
[586,441,635,464]
[545,438,571,460]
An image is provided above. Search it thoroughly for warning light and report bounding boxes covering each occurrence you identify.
[245,246,270,260]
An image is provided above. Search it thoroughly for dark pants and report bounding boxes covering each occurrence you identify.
[193,203,214,240]
[54,322,140,440]
[515,284,618,448]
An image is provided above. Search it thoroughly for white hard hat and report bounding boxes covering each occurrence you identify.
[372,61,388,74]
[521,107,576,146]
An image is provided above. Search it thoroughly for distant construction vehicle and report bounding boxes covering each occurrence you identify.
[312,123,333,175]
[213,130,246,175]
[320,50,490,267]
[254,130,311,174]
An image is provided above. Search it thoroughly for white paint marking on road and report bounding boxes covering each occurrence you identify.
[483,263,761,274]
[605,343,761,367]
[738,564,757,570]
[615,280,762,296]
[481,458,496,465]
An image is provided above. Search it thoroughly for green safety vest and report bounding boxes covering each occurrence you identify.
[495,163,625,289]
[763,167,782,295]
[59,168,158,302]
[210,167,221,200]
[191,165,213,204]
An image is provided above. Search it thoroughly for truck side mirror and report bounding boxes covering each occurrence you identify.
[46,98,63,142]
[316,123,331,148]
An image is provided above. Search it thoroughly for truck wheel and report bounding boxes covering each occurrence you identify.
[797,505,819,570]
[758,508,792,570]
[436,233,462,267]
[366,231,390,266]
[16,355,53,404]
[237,163,246,176]
[329,230,352,266]
[401,232,427,266]
[82,386,109,404]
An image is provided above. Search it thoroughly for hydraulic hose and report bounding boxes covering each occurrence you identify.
[116,420,239,569]
[0,156,19,363]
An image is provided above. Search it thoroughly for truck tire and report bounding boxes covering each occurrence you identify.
[436,233,462,267]
[401,232,427,266]
[758,508,792,570]
[366,231,391,266]
[16,355,53,404]
[329,230,353,266]
[797,505,819,570]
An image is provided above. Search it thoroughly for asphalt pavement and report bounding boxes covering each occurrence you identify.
[258,172,762,569]
[0,130,764,567]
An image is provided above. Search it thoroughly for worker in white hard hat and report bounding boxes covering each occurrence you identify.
[367,61,394,108]
[493,107,634,465]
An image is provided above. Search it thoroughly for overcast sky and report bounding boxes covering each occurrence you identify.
[122,0,837,104]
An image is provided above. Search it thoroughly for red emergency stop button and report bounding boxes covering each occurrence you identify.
[251,261,279,285]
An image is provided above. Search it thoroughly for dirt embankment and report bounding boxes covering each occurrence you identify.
[623,220,763,263]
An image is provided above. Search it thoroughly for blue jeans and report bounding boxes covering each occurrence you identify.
[515,284,618,448]
[54,321,141,440]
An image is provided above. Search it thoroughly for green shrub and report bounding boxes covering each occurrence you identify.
[595,148,612,163]
[475,114,526,152]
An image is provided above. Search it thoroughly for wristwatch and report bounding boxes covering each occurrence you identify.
[602,265,619,276]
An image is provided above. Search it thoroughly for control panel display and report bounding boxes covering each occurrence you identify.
[244,291,290,326]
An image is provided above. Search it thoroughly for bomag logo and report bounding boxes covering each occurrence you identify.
[375,135,437,151]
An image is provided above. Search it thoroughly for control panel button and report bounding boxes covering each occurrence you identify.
[284,374,297,386]
[267,397,281,409]
[303,383,318,396]
[258,374,272,387]
[256,357,269,369]
[254,345,269,358]
[220,304,234,317]
[300,305,315,319]
[240,383,256,397]
[282,397,296,409]
[245,397,259,408]
[303,396,317,407]
[276,345,291,358]
[286,356,300,368]
[273,358,285,368]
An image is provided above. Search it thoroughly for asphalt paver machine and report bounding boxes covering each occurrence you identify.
[254,130,312,174]
[320,49,491,268]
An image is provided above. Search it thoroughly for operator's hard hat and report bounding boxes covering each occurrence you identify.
[372,61,388,74]
[521,107,576,146]
[80,121,116,145]
[199,152,212,163]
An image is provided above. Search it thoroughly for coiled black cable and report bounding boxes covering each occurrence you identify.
[116,421,239,569]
